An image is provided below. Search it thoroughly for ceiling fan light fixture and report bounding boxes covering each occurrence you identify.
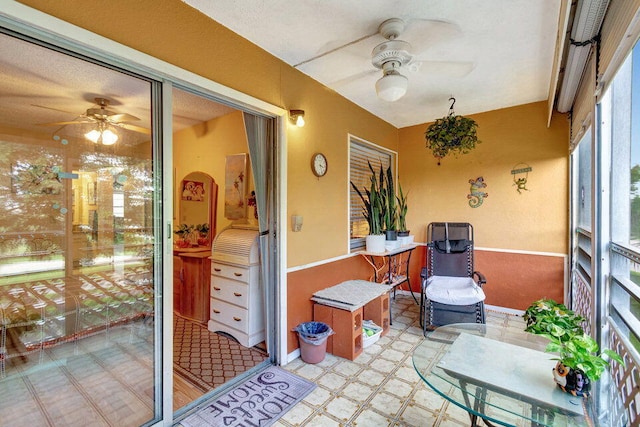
[101,129,118,145]
[85,129,101,143]
[85,126,118,145]
[376,70,408,102]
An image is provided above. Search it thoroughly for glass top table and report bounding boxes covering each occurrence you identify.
[412,323,625,427]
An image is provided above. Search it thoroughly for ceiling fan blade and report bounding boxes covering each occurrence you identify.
[115,123,151,135]
[37,119,93,126]
[404,19,463,54]
[107,112,141,122]
[407,60,475,78]
[294,31,379,68]
[329,69,378,88]
[31,104,77,115]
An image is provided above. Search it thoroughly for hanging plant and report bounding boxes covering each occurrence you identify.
[425,97,481,165]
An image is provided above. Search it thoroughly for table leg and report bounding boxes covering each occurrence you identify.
[458,381,501,427]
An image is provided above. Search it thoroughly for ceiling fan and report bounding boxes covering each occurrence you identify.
[37,97,150,145]
[299,18,474,103]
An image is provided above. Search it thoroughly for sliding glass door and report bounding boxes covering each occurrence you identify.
[0,31,162,425]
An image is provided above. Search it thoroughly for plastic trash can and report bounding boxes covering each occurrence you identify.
[293,321,333,364]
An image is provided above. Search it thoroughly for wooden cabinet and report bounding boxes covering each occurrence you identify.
[208,261,263,347]
[174,250,211,324]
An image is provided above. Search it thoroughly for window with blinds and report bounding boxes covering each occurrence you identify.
[349,136,395,251]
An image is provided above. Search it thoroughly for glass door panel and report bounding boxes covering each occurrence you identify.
[0,32,159,426]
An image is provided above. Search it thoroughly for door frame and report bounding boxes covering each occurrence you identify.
[0,3,288,424]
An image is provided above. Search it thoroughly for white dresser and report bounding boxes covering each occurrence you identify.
[208,226,263,347]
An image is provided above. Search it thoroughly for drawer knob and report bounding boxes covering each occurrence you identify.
[213,286,221,291]
[234,292,242,297]
[213,309,221,314]
[233,317,242,322]
[234,272,243,277]
[214,268,222,272]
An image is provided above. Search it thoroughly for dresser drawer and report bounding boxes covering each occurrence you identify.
[210,277,249,308]
[211,262,250,283]
[210,299,248,333]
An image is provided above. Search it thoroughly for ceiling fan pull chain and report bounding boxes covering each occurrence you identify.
[448,97,456,116]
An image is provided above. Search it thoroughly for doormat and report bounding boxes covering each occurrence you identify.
[174,315,268,392]
[180,366,316,427]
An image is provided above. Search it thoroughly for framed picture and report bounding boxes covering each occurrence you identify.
[181,180,205,201]
[11,162,63,195]
[87,181,97,205]
[224,153,248,220]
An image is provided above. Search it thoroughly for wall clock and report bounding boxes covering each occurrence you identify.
[311,153,328,177]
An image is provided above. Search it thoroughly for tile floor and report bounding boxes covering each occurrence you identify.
[277,294,524,427]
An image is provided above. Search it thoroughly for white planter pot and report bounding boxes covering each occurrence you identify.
[398,235,414,246]
[366,234,386,253]
[385,240,400,251]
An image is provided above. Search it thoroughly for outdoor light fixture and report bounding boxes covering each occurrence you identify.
[85,123,118,145]
[289,110,305,127]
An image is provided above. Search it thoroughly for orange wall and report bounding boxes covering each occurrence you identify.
[475,250,566,309]
[286,248,424,354]
[399,102,569,253]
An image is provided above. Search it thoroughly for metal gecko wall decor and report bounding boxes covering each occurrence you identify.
[511,163,532,194]
[468,176,488,208]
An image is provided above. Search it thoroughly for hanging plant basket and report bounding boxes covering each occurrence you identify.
[425,98,481,165]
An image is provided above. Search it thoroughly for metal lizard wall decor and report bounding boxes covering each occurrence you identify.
[468,176,488,208]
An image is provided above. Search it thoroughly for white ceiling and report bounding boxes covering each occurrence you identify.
[183,0,564,127]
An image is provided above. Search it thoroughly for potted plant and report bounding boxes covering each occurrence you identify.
[524,299,624,397]
[425,98,481,165]
[195,223,210,246]
[396,183,409,237]
[381,164,397,241]
[174,224,194,248]
[351,162,385,253]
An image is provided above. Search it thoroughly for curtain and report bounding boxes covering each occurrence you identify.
[243,112,275,356]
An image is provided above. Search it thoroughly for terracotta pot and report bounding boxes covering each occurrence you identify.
[176,239,190,248]
[552,362,591,397]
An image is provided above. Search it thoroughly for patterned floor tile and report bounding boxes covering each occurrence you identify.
[282,294,522,426]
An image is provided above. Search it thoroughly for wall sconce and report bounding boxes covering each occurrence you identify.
[289,110,305,127]
[291,215,303,232]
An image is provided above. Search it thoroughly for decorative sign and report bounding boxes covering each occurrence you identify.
[511,163,532,194]
[468,176,488,208]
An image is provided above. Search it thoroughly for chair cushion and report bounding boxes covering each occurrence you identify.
[426,276,486,305]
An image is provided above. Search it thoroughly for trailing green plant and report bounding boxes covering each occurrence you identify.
[523,299,585,343]
[425,98,480,164]
[382,164,397,232]
[350,161,384,235]
[545,332,623,381]
[524,298,624,382]
[396,183,409,232]
[425,115,480,162]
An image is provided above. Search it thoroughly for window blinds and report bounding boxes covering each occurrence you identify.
[349,139,393,248]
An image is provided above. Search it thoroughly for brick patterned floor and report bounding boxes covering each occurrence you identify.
[173,315,268,392]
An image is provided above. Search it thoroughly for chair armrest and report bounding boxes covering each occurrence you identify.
[473,271,486,286]
[420,267,427,280]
